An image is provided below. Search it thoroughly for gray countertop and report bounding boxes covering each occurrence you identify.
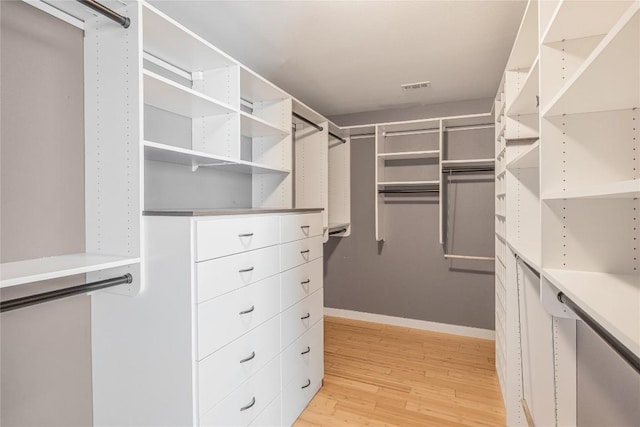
[143,208,323,217]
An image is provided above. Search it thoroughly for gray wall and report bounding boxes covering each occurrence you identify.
[1,1,93,425]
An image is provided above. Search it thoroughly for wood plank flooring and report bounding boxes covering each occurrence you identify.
[295,316,505,427]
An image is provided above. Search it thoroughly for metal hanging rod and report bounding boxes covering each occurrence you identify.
[77,0,130,28]
[292,112,323,132]
[378,189,439,194]
[329,132,347,144]
[444,254,495,261]
[557,292,640,375]
[328,228,348,235]
[384,129,439,137]
[444,124,495,132]
[442,167,495,174]
[350,133,375,140]
[0,273,133,313]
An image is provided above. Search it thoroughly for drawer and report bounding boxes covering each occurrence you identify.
[281,320,323,389]
[281,258,323,311]
[281,213,323,243]
[249,394,281,427]
[197,245,280,303]
[197,275,280,360]
[200,355,281,427]
[281,349,323,427]
[280,235,323,272]
[281,288,323,350]
[196,216,280,261]
[198,315,280,416]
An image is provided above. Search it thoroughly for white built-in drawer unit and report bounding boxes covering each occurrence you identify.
[126,210,323,427]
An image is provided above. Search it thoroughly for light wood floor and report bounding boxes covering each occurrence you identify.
[295,316,505,427]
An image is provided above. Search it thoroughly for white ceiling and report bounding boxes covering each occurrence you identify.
[149,1,526,117]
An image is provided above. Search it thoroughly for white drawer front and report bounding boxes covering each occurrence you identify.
[249,394,281,427]
[197,275,280,360]
[197,245,280,303]
[281,320,323,389]
[200,355,281,427]
[280,258,323,311]
[280,213,323,243]
[281,350,323,427]
[196,216,280,261]
[281,288,323,350]
[198,315,280,416]
[280,235,323,272]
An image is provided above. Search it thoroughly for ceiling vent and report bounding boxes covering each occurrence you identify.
[401,81,431,91]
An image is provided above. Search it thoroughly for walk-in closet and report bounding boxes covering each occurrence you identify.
[1,1,638,426]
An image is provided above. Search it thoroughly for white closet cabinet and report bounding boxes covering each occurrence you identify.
[92,210,324,426]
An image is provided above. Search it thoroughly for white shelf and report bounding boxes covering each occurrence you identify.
[508,240,541,271]
[496,232,506,244]
[542,0,635,44]
[240,111,289,137]
[507,141,539,170]
[442,158,495,168]
[543,6,640,117]
[507,57,539,116]
[378,180,439,188]
[542,179,640,200]
[142,3,236,73]
[378,150,439,160]
[144,141,290,174]
[506,0,539,70]
[543,269,640,357]
[0,254,140,289]
[240,66,288,103]
[143,70,236,118]
[328,222,350,233]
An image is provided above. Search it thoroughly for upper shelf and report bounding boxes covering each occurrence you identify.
[542,0,635,44]
[508,239,541,272]
[240,66,288,103]
[507,57,539,116]
[543,179,640,200]
[507,141,539,170]
[543,6,639,117]
[442,158,495,169]
[506,0,538,71]
[142,3,236,72]
[378,150,439,160]
[143,70,236,118]
[240,112,289,137]
[144,141,290,174]
[543,268,640,358]
[0,254,140,289]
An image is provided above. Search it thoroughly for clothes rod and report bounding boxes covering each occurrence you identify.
[329,132,347,144]
[557,292,640,375]
[76,0,130,28]
[350,133,375,140]
[0,273,133,313]
[378,189,439,194]
[444,254,495,261]
[292,112,323,132]
[328,228,348,235]
[384,129,439,137]
[442,168,495,174]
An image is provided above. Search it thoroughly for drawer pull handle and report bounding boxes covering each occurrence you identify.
[301,346,311,355]
[300,225,310,229]
[240,396,256,412]
[239,305,255,315]
[301,379,311,389]
[301,312,310,320]
[300,249,310,254]
[240,351,256,364]
[301,279,311,285]
[238,233,254,237]
[239,266,255,273]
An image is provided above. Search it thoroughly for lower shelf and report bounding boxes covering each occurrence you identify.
[0,253,140,288]
[543,268,640,357]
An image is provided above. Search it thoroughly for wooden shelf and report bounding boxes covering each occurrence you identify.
[240,66,288,103]
[507,141,539,169]
[542,0,635,44]
[378,150,439,160]
[378,180,439,188]
[144,141,290,174]
[543,268,640,357]
[143,70,236,118]
[240,111,289,137]
[142,3,236,73]
[542,179,640,200]
[507,58,539,116]
[508,240,541,271]
[0,254,140,289]
[543,6,640,117]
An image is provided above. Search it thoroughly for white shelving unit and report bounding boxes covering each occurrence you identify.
[498,1,640,425]
[327,122,351,238]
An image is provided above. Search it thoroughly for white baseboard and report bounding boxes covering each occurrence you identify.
[323,307,495,340]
